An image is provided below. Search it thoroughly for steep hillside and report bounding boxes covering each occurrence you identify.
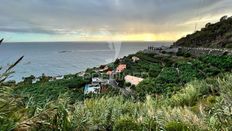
[173,16,232,48]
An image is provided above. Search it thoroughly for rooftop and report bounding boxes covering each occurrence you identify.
[125,75,144,86]
[116,64,127,73]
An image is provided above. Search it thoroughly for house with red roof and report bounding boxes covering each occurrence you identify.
[116,64,127,73]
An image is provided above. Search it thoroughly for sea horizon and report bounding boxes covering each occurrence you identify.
[4,40,174,44]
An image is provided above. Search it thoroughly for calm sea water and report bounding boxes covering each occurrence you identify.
[0,42,171,81]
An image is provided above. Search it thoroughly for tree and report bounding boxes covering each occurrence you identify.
[157,67,179,83]
[136,78,156,97]
[125,82,131,87]
[148,64,161,78]
[114,58,120,66]
[220,15,228,22]
[23,75,36,84]
[205,23,211,28]
[39,73,52,83]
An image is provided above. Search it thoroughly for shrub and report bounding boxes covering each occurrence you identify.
[125,82,131,87]
[136,78,156,97]
[177,63,198,83]
[157,67,179,83]
[169,85,199,106]
[66,77,86,89]
[22,75,36,84]
[165,121,189,131]
[200,55,232,70]
[114,116,140,131]
[116,79,125,88]
[148,64,162,78]
[176,51,191,57]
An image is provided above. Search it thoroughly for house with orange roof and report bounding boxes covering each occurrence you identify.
[116,64,127,73]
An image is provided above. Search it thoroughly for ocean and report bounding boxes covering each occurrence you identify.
[0,41,171,81]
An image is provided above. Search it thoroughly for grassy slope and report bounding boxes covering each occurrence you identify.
[2,73,231,130]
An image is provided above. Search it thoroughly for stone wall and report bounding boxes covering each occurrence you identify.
[179,47,232,57]
[144,46,232,57]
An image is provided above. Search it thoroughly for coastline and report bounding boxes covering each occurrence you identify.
[2,42,171,82]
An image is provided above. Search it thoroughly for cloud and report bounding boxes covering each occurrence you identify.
[0,0,232,41]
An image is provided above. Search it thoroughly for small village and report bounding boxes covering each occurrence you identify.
[82,46,175,95]
[83,57,144,95]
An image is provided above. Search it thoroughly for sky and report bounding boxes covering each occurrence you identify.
[0,0,232,42]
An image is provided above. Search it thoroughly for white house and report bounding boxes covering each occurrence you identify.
[92,77,102,83]
[132,56,140,62]
[92,77,109,85]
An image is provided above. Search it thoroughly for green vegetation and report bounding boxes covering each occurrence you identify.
[119,52,232,98]
[15,75,88,107]
[1,72,232,130]
[199,55,232,70]
[174,16,232,48]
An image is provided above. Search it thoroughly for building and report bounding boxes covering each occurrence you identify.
[116,64,127,73]
[84,84,101,94]
[106,71,113,75]
[92,77,109,85]
[124,75,144,86]
[92,77,103,84]
[56,75,64,80]
[84,70,112,95]
[132,56,140,62]
[84,77,110,95]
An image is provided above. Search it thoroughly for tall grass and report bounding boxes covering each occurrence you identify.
[22,95,206,130]
[0,41,25,130]
[1,73,232,130]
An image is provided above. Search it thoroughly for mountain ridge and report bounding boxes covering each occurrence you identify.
[173,16,232,48]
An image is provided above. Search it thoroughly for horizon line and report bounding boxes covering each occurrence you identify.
[5,40,174,43]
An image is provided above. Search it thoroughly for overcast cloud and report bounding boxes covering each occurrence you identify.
[0,0,232,41]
